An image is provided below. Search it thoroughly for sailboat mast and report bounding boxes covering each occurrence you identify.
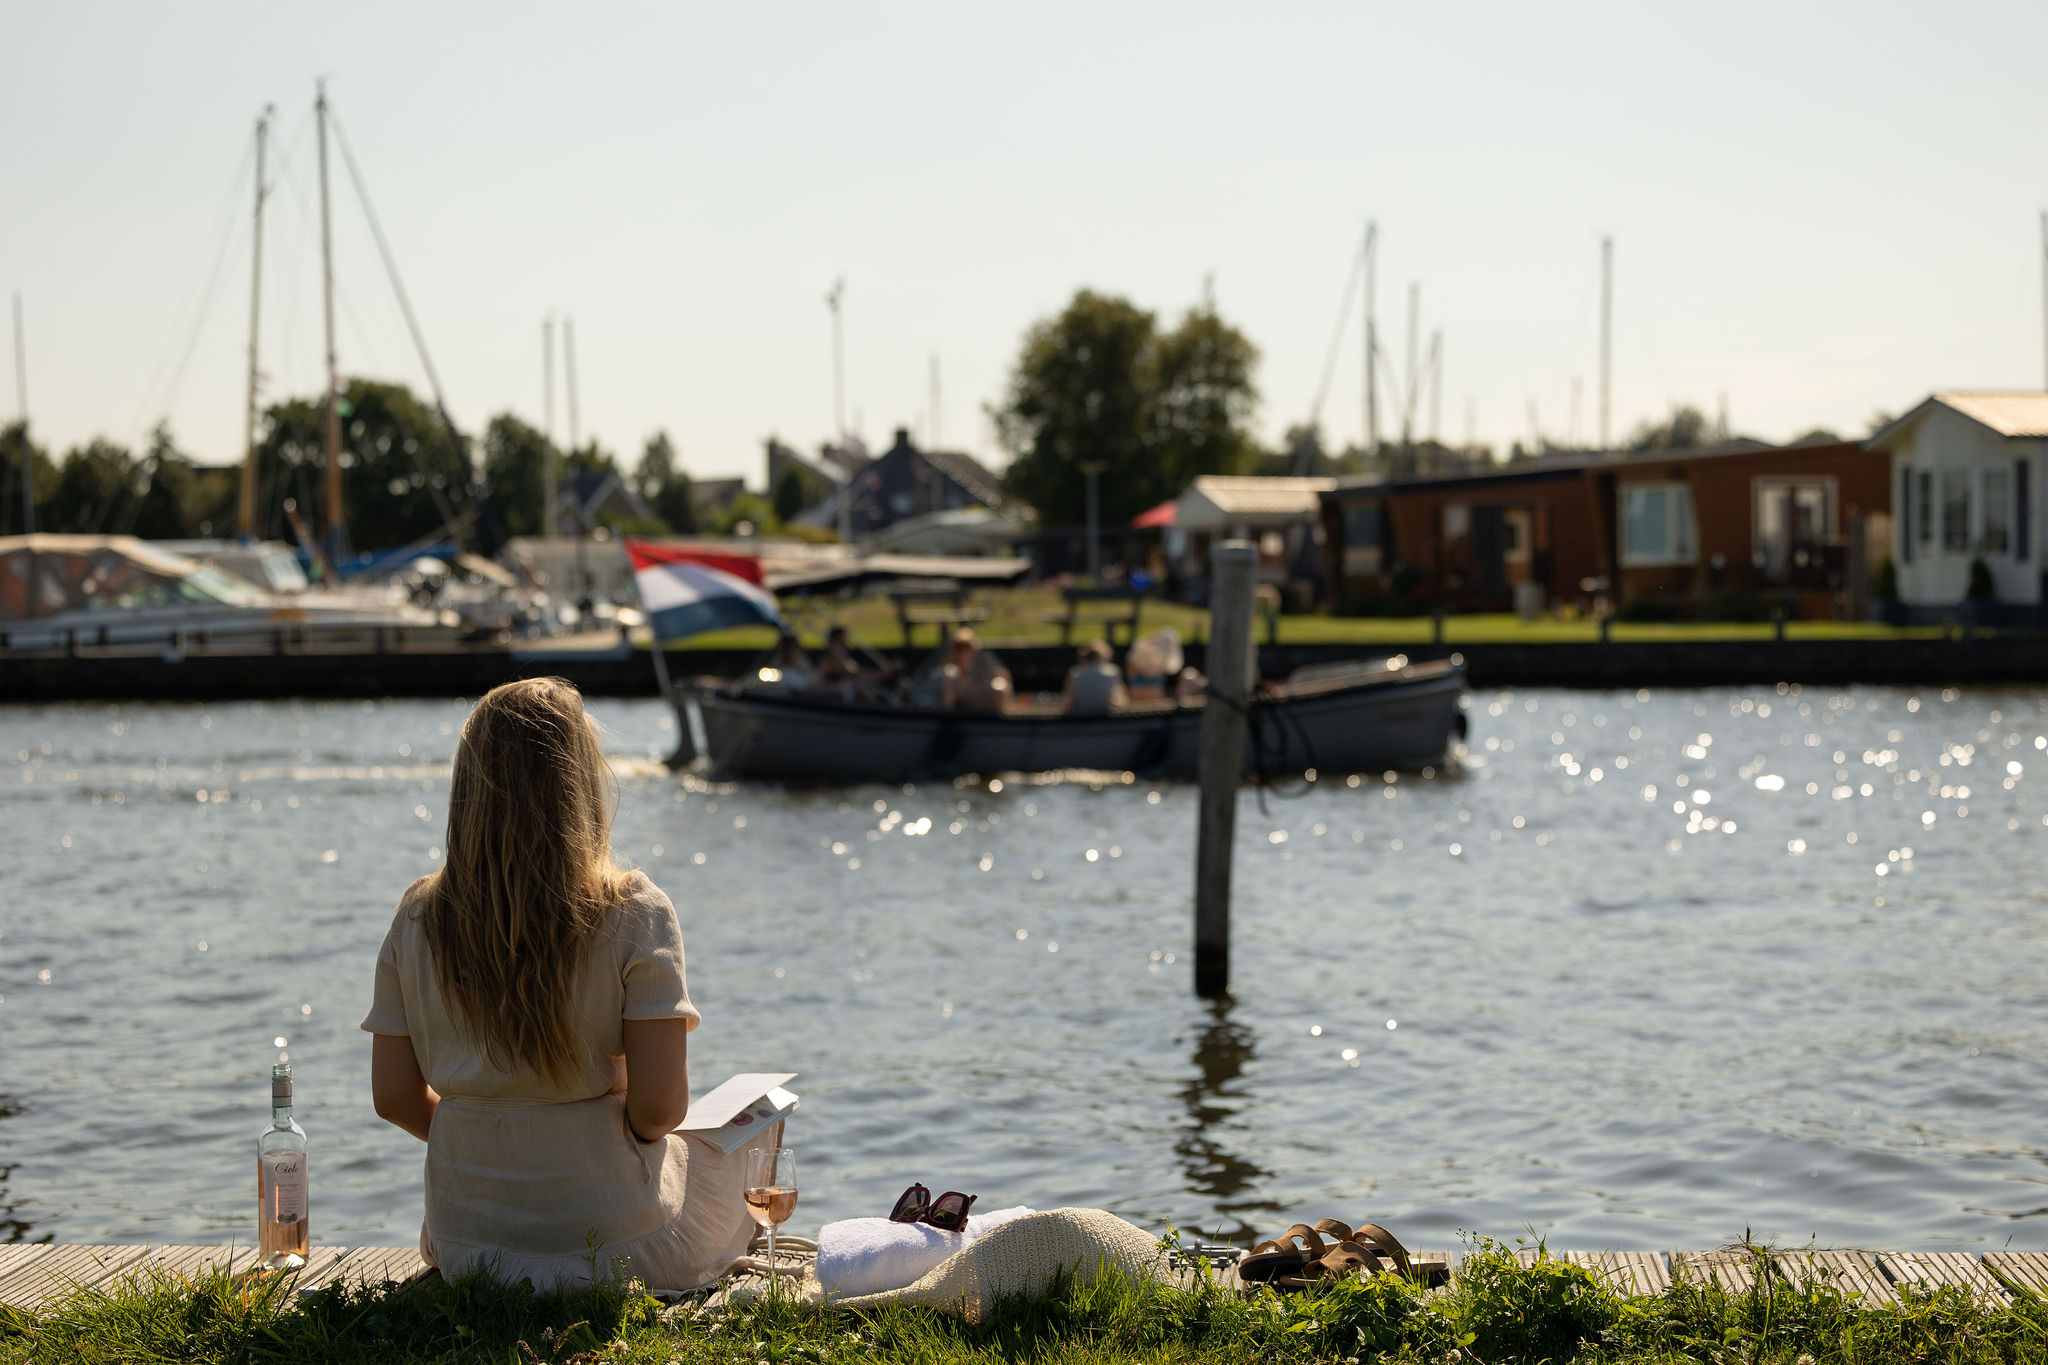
[316,82,344,562]
[1361,222,1377,456]
[564,316,580,451]
[237,109,270,541]
[11,291,29,535]
[542,316,557,538]
[1599,235,1613,451]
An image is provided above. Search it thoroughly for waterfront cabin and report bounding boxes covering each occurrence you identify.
[1868,392,2048,619]
[1170,475,1335,606]
[1319,440,1891,620]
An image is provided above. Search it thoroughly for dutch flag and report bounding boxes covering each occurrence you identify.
[626,540,786,643]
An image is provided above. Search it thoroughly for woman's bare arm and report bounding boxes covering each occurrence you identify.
[370,1033,439,1142]
[621,1017,691,1141]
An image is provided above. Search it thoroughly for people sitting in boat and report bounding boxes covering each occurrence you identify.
[807,625,875,702]
[364,678,777,1294]
[819,625,859,679]
[761,631,817,689]
[1062,640,1129,716]
[939,628,1012,712]
[1122,629,1184,703]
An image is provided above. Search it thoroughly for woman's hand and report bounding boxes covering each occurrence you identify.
[370,1033,439,1142]
[621,1017,690,1142]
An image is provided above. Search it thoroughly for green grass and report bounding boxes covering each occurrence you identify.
[665,587,1959,653]
[7,1237,2046,1364]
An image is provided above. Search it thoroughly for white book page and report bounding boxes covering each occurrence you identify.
[675,1072,798,1133]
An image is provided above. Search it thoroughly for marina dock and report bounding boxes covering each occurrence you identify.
[0,1243,431,1312]
[3,1242,2044,1313]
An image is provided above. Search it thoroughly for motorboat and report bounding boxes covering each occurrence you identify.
[686,653,1466,783]
[0,534,448,654]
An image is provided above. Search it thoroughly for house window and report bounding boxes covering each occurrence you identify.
[1917,471,1934,547]
[1754,478,1835,581]
[1981,466,2011,554]
[1940,469,1971,553]
[1619,483,1697,566]
[1341,501,1384,574]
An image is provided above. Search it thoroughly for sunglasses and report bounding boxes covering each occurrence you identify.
[888,1183,977,1232]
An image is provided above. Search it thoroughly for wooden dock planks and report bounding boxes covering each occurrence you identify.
[0,1245,430,1311]
[1565,1250,1670,1296]
[283,1246,358,1290]
[1773,1250,1896,1307]
[0,1243,153,1311]
[97,1244,258,1292]
[335,1245,432,1287]
[0,1246,54,1284]
[1879,1251,2011,1306]
[1670,1249,1765,1294]
[4,1241,2043,1312]
[1983,1252,2048,1298]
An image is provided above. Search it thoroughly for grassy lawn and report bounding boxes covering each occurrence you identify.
[667,588,1953,653]
[6,1238,2044,1364]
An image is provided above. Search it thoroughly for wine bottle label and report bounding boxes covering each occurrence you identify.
[262,1152,308,1223]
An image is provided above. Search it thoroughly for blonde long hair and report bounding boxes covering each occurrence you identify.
[422,677,636,1082]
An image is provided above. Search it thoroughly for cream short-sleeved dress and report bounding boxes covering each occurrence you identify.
[361,870,769,1293]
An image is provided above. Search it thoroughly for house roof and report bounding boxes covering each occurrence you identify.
[1185,476,1337,517]
[1931,392,2048,438]
[1868,392,2048,449]
[1321,438,1849,499]
[917,447,1006,509]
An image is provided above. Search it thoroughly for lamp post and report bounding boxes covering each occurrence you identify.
[826,278,849,545]
[1079,460,1105,581]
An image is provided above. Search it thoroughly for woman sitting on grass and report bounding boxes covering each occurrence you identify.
[363,676,775,1292]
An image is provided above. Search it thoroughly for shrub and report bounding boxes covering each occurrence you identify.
[1440,1239,1620,1362]
[1700,590,1772,622]
[1872,553,1899,602]
[1617,595,1686,622]
[1967,557,1996,601]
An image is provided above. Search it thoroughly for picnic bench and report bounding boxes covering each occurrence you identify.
[1042,584,1149,647]
[886,581,989,649]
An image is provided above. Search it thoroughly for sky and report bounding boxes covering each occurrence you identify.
[4,1,2046,484]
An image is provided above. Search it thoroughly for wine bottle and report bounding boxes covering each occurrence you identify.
[256,1062,309,1270]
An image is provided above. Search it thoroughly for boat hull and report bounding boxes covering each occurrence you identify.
[693,660,1465,783]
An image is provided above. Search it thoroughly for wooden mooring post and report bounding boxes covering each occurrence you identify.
[1194,540,1257,999]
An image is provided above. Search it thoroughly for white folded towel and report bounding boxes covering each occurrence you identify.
[814,1205,1033,1298]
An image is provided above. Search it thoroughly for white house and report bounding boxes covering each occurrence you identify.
[1869,392,2048,611]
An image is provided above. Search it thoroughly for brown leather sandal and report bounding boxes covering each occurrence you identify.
[1237,1224,1326,1284]
[1247,1218,1450,1290]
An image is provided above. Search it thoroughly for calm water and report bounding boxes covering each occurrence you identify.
[3,686,2046,1254]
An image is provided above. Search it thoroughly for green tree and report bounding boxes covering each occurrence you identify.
[1626,403,1736,454]
[772,467,808,524]
[253,381,472,550]
[992,290,1259,526]
[1147,306,1261,495]
[712,491,779,536]
[631,430,696,534]
[42,438,136,534]
[564,442,620,484]
[118,424,236,539]
[481,413,551,538]
[0,422,58,535]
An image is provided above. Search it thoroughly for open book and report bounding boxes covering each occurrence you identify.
[674,1071,798,1154]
